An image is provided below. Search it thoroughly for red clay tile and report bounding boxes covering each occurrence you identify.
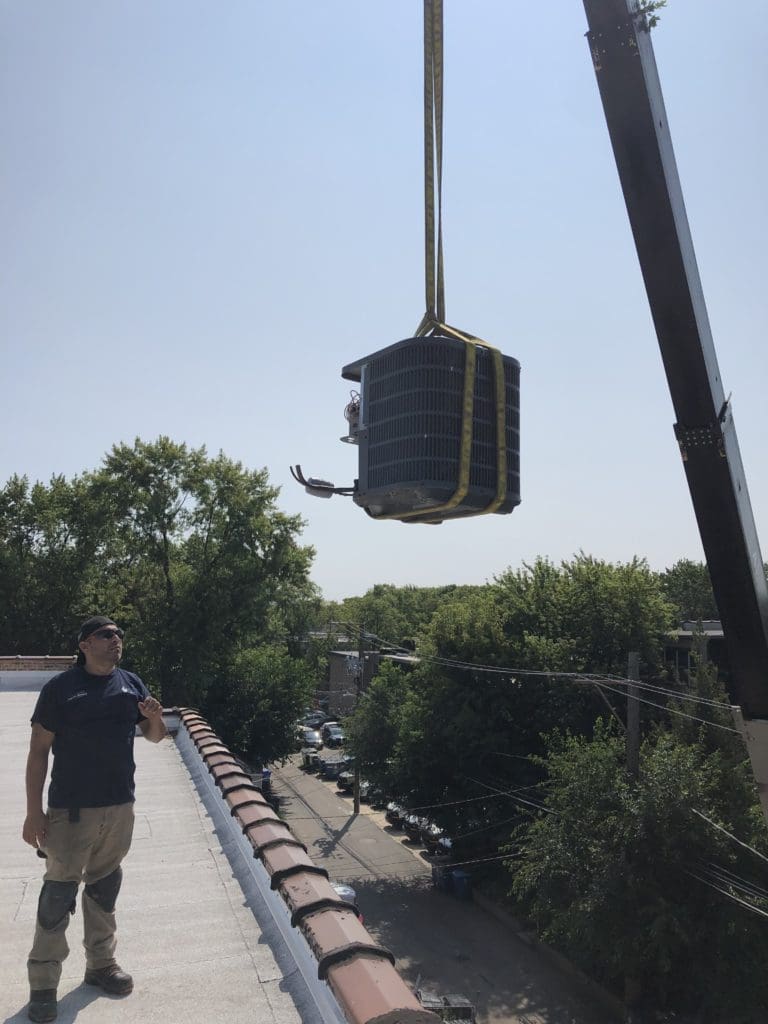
[190,730,219,744]
[279,873,354,925]
[326,957,439,1024]
[180,713,207,726]
[219,777,258,796]
[205,753,241,772]
[244,820,301,854]
[201,743,233,758]
[262,844,328,889]
[223,784,262,809]
[228,795,271,817]
[236,802,282,834]
[301,908,393,978]
[214,770,253,790]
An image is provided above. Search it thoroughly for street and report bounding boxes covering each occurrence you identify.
[273,755,619,1024]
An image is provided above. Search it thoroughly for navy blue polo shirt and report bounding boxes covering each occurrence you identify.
[31,666,150,809]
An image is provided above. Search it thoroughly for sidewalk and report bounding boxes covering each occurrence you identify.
[273,756,621,1024]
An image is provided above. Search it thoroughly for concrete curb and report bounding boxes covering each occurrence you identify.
[472,890,627,1023]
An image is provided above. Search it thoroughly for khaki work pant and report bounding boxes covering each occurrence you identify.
[27,803,135,991]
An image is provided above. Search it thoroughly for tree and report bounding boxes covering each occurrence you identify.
[661,558,719,622]
[344,661,412,793]
[510,722,768,1019]
[0,437,317,763]
[203,646,313,766]
[0,473,111,653]
[86,437,314,705]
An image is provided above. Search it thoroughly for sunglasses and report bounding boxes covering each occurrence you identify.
[90,628,125,641]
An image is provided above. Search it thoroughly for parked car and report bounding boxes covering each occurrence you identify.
[300,748,322,771]
[385,801,407,829]
[365,784,389,810]
[322,722,345,748]
[421,821,444,854]
[431,835,453,861]
[296,726,323,750]
[302,711,328,730]
[403,814,428,842]
[415,988,476,1023]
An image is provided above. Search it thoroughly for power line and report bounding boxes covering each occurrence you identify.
[581,680,739,734]
[691,809,768,866]
[465,775,552,815]
[699,861,768,903]
[342,621,737,732]
[686,868,768,921]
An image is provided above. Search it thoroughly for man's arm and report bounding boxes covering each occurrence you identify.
[23,723,55,848]
[138,696,168,743]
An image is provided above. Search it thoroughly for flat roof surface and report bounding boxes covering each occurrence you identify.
[0,684,314,1024]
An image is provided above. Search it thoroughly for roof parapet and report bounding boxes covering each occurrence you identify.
[176,708,439,1024]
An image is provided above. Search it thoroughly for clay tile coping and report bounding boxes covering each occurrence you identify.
[326,957,439,1024]
[188,723,217,735]
[209,762,248,782]
[246,820,304,856]
[302,908,394,980]
[205,753,241,772]
[223,783,262,809]
[219,777,259,797]
[262,845,328,890]
[190,729,220,744]
[236,802,281,834]
[228,795,274,818]
[279,872,357,926]
[201,743,233,758]
[175,705,441,1024]
[180,712,207,725]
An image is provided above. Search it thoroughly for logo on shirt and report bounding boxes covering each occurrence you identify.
[66,690,88,703]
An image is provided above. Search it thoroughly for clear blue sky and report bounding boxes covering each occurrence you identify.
[2,2,766,600]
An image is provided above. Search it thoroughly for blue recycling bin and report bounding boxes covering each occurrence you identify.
[431,864,453,893]
[451,868,472,901]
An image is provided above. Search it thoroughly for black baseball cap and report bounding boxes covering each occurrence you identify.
[77,615,117,643]
[76,616,118,665]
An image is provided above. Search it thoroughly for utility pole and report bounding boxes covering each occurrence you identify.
[626,651,640,779]
[353,626,365,815]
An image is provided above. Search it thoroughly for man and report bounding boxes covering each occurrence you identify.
[22,615,167,1023]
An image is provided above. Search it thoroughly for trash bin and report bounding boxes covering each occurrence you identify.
[451,868,472,901]
[432,864,453,893]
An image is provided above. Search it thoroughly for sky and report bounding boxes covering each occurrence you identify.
[1,1,766,601]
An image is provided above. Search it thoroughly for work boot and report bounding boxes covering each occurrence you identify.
[27,989,57,1022]
[84,963,133,995]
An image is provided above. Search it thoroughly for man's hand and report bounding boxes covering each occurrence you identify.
[138,695,167,743]
[138,696,163,720]
[23,810,48,849]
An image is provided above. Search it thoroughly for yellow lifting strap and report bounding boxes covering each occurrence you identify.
[372,0,507,524]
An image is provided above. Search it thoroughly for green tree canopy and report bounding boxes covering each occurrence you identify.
[661,558,719,622]
[0,437,317,761]
[510,722,768,1019]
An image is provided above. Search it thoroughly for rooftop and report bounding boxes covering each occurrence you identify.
[0,676,434,1024]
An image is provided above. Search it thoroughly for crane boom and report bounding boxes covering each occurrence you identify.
[582,0,768,723]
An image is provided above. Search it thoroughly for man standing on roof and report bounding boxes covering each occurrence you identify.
[22,615,167,1024]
